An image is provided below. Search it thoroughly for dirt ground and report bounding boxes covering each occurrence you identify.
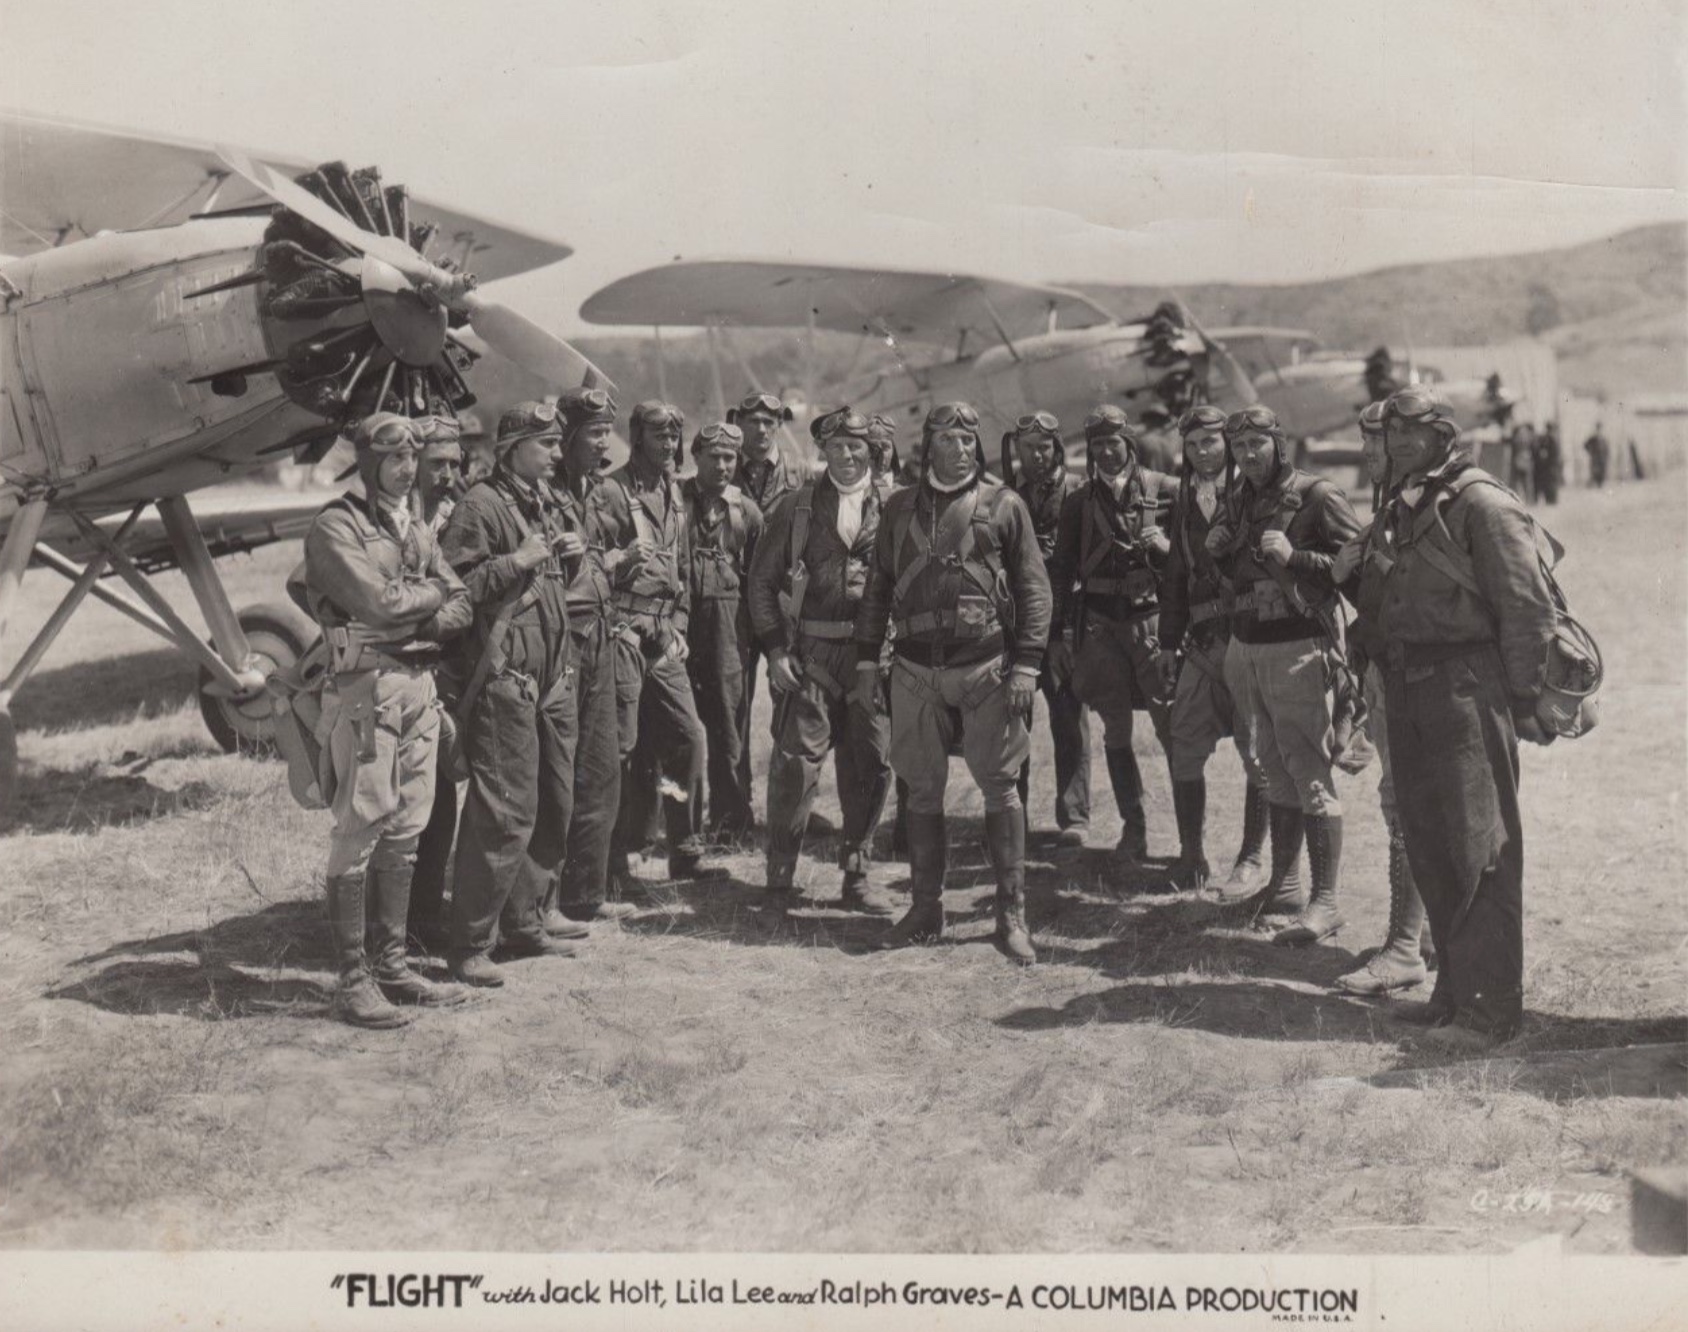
[0,475,1682,1254]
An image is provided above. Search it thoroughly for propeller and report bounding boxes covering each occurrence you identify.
[216,146,614,394]
[1169,294,1258,409]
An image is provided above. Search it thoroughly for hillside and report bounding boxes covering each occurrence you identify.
[1069,223,1687,398]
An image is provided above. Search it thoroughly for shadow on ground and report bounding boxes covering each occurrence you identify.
[51,900,341,1019]
[3,763,219,834]
[11,647,196,732]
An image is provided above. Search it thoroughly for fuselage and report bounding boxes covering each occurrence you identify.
[0,219,334,541]
[834,322,1214,457]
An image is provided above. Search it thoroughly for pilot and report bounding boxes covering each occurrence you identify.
[681,421,763,840]
[748,408,893,912]
[729,391,805,512]
[299,412,474,1027]
[591,401,723,883]
[1045,405,1179,866]
[548,387,639,925]
[856,402,1052,964]
[1154,405,1268,892]
[1327,401,1433,994]
[726,390,807,812]
[1000,411,1091,848]
[1364,386,1557,1048]
[440,402,587,988]
[407,411,469,954]
[1205,404,1362,944]
[866,413,901,495]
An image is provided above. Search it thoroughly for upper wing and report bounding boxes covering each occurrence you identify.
[579,260,1118,347]
[0,110,571,281]
[1204,326,1324,385]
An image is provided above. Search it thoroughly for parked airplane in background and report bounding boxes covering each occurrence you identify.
[579,259,1266,458]
[0,110,606,805]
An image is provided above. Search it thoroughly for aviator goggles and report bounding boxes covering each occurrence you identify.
[1012,411,1061,439]
[1082,405,1138,441]
[925,402,981,433]
[1223,405,1284,439]
[1177,405,1228,437]
[694,422,746,450]
[736,392,786,417]
[811,408,872,443]
[1382,385,1458,429]
[354,413,421,454]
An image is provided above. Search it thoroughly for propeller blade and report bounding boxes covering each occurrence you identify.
[214,146,438,285]
[220,145,610,392]
[460,292,616,394]
[1172,295,1259,408]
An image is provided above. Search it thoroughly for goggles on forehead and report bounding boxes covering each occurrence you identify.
[1177,405,1228,436]
[1358,401,1389,436]
[1382,385,1457,426]
[695,422,745,449]
[925,402,980,432]
[414,413,462,443]
[1223,405,1284,439]
[737,391,785,416]
[1082,405,1138,440]
[1012,411,1061,438]
[632,402,685,431]
[866,413,897,442]
[573,387,614,413]
[811,407,872,443]
[355,413,421,454]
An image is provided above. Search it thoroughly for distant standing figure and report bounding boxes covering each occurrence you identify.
[1507,424,1536,504]
[1582,425,1610,489]
[1531,423,1562,505]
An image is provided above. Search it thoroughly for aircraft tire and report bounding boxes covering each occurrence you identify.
[198,602,319,756]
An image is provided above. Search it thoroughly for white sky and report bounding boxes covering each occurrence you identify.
[3,0,1684,333]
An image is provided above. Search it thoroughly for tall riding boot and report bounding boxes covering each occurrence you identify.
[1166,778,1210,890]
[1217,782,1269,895]
[325,870,408,1029]
[1231,802,1307,918]
[1275,812,1346,945]
[985,809,1035,965]
[879,810,946,948]
[368,858,469,1007]
[1335,822,1428,992]
[1106,746,1147,861]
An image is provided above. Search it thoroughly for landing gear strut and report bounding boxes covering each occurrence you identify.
[0,493,306,811]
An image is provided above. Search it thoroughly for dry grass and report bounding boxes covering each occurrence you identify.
[0,484,1683,1254]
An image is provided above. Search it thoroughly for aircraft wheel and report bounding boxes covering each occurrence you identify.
[198,602,318,756]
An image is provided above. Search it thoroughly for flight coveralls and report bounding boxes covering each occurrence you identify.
[548,467,629,920]
[1158,473,1269,889]
[590,459,713,874]
[1209,465,1362,927]
[1049,465,1179,858]
[1370,455,1555,1038]
[856,475,1052,952]
[409,492,461,950]
[1330,514,1435,992]
[1012,467,1092,836]
[301,493,472,1004]
[682,476,763,839]
[748,476,891,897]
[441,467,581,965]
[736,446,813,813]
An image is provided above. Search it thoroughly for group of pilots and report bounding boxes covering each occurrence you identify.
[299,382,1559,1053]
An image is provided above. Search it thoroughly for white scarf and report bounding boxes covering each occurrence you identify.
[1194,476,1220,522]
[832,471,871,546]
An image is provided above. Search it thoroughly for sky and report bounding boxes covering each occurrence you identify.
[2,0,1684,334]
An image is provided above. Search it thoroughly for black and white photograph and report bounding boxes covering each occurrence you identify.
[0,1,1684,1327]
